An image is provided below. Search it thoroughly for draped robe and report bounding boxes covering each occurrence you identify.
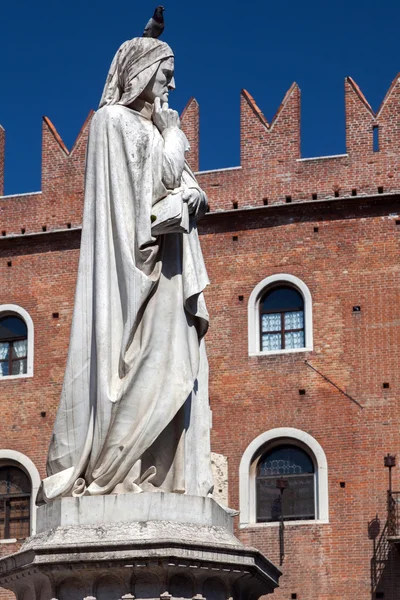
[39,104,213,502]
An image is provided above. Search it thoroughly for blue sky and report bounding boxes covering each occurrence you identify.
[0,0,398,195]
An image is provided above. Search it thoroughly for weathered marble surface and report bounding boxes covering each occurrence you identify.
[41,37,212,503]
[36,493,233,533]
[210,453,228,507]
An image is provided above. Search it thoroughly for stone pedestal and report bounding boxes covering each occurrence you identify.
[0,494,280,600]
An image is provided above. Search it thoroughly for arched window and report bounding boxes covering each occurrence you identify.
[0,465,31,539]
[248,274,313,355]
[256,444,315,522]
[239,428,329,527]
[0,315,28,377]
[0,305,34,379]
[0,450,40,536]
[260,287,304,352]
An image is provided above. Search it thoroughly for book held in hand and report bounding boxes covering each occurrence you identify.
[151,190,189,235]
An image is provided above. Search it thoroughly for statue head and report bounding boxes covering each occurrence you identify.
[99,37,174,109]
[138,56,175,105]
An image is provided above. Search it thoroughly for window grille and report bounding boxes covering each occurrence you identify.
[256,445,315,522]
[260,287,305,352]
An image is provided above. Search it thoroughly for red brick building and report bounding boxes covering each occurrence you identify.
[1,74,400,599]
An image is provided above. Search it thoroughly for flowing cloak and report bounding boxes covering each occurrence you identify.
[39,104,213,502]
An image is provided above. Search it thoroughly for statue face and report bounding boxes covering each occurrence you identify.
[140,57,175,104]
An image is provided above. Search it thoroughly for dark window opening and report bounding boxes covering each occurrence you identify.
[378,186,384,194]
[334,190,340,198]
[0,315,28,377]
[260,286,305,351]
[0,466,31,539]
[256,445,315,522]
[285,195,292,203]
[351,188,357,196]
[373,126,380,153]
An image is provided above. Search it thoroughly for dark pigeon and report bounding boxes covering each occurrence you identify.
[143,6,165,39]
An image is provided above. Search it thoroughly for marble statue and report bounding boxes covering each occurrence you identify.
[38,37,213,503]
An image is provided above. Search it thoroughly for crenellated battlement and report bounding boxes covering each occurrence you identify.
[0,113,93,236]
[196,74,400,211]
[180,97,200,173]
[1,74,400,233]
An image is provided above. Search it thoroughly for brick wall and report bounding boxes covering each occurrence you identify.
[0,74,400,599]
[201,198,400,599]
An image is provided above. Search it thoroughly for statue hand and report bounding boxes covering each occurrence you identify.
[153,97,180,133]
[182,188,208,218]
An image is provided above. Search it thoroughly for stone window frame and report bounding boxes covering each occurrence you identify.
[239,427,329,528]
[0,449,41,540]
[0,304,34,379]
[248,274,313,356]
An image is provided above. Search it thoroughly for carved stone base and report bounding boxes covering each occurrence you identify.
[0,495,280,600]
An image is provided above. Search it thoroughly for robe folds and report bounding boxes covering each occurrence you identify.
[39,105,213,502]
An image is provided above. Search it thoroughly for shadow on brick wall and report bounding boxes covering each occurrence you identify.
[370,516,400,599]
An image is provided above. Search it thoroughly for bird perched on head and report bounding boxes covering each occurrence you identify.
[143,6,165,39]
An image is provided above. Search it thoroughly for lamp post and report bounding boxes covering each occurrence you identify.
[276,477,288,566]
[384,454,396,535]
[384,454,396,492]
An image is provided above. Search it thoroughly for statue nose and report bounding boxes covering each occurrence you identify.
[168,77,176,91]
